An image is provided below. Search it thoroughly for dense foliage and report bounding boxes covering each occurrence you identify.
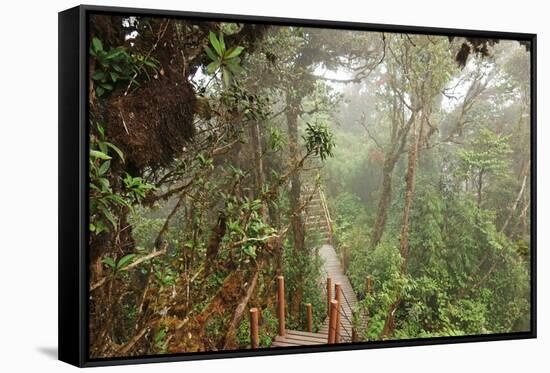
[87,15,531,358]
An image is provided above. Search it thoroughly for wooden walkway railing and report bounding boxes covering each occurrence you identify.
[254,244,366,348]
[246,184,369,348]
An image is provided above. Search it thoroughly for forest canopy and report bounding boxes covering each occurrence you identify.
[87,14,531,358]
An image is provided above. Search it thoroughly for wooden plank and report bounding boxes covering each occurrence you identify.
[279,334,327,344]
[271,341,299,347]
[275,336,324,346]
[286,329,328,339]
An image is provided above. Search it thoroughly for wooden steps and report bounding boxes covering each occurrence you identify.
[272,330,329,347]
[271,244,362,347]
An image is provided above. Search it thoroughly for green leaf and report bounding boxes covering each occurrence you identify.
[102,208,117,229]
[227,56,241,63]
[108,194,128,206]
[101,83,114,91]
[204,46,218,62]
[226,61,244,75]
[142,59,158,69]
[96,123,105,138]
[105,142,124,162]
[222,67,231,87]
[98,160,111,176]
[117,254,137,270]
[243,245,257,259]
[225,46,244,59]
[206,61,220,75]
[92,37,103,52]
[218,33,226,53]
[109,71,119,82]
[98,142,108,154]
[104,48,124,60]
[209,31,222,56]
[101,256,116,269]
[92,71,106,81]
[98,177,110,191]
[95,86,105,97]
[90,150,111,160]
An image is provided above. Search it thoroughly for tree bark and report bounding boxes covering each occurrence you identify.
[370,112,416,248]
[370,162,395,248]
[399,118,423,270]
[249,121,267,220]
[380,112,423,339]
[500,160,530,234]
[286,94,305,319]
[222,271,260,349]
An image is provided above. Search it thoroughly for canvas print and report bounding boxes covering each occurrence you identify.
[87,13,532,359]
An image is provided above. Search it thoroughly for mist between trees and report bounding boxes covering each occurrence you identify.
[87,14,531,358]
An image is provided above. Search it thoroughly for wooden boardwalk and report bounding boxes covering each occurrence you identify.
[271,244,359,347]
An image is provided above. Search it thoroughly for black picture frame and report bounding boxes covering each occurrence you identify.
[59,4,537,367]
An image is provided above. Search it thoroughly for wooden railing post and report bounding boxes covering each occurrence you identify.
[335,283,342,343]
[326,277,333,317]
[328,300,339,344]
[250,307,259,349]
[306,303,313,333]
[277,276,285,336]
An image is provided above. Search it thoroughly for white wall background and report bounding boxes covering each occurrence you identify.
[0,0,547,370]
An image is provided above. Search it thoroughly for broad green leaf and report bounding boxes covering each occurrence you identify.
[98,177,110,191]
[225,46,244,59]
[222,67,231,87]
[204,46,218,62]
[206,61,220,75]
[92,37,103,52]
[98,142,107,154]
[95,86,105,97]
[117,254,137,270]
[218,33,226,53]
[226,61,244,76]
[98,160,111,176]
[225,57,241,68]
[209,31,222,56]
[101,83,114,91]
[92,71,106,81]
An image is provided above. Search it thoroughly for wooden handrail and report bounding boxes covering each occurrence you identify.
[318,187,333,244]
